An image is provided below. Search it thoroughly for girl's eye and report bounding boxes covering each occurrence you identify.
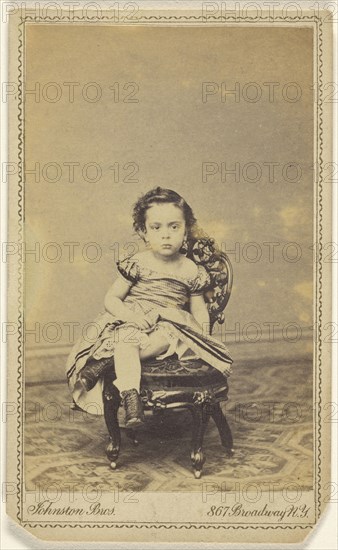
[152,226,160,231]
[171,225,178,230]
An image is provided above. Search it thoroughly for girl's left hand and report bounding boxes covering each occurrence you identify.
[144,310,160,326]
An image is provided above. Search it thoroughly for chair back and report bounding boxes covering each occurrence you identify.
[186,238,233,331]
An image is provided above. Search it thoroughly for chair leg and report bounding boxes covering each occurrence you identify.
[189,403,211,479]
[125,428,139,446]
[211,402,234,457]
[103,383,121,469]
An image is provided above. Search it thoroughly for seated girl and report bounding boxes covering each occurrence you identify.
[66,187,233,427]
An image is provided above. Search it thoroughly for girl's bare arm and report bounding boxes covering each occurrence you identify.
[104,279,153,329]
[104,279,135,321]
[190,295,210,335]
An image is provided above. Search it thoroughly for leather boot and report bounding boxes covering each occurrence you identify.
[79,356,113,391]
[120,389,145,428]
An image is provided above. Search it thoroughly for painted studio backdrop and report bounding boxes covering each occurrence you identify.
[24,25,313,356]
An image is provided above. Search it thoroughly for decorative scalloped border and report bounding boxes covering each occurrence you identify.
[316,16,323,520]
[17,16,24,524]
[15,13,323,531]
[22,523,311,530]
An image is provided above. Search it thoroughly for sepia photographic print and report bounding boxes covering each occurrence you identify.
[3,1,335,545]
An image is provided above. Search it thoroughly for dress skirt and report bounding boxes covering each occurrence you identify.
[66,307,233,415]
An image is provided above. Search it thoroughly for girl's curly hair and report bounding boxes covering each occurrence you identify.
[132,187,198,240]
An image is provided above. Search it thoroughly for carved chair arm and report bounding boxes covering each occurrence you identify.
[187,238,233,332]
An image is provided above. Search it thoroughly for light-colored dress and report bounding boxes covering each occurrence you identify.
[66,257,233,414]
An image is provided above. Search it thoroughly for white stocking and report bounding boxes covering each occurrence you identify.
[113,342,141,393]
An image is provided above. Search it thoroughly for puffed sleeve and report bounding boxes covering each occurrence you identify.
[190,265,211,296]
[116,257,140,285]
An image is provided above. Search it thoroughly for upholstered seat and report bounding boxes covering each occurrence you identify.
[103,238,234,478]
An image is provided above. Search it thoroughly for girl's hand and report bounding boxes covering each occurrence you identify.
[145,310,160,326]
[128,313,157,331]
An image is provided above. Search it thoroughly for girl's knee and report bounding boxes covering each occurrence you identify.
[139,330,170,360]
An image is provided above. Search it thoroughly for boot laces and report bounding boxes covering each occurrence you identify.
[123,389,139,414]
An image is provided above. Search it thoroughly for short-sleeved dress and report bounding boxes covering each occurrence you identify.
[66,256,233,414]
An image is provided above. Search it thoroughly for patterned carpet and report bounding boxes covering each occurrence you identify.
[24,346,313,492]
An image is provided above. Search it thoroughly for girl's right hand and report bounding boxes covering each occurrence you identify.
[128,314,155,331]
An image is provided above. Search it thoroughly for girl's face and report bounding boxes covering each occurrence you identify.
[144,203,186,258]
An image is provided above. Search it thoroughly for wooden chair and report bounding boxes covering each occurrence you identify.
[103,237,234,478]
